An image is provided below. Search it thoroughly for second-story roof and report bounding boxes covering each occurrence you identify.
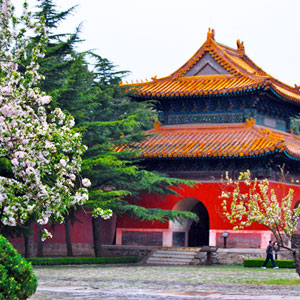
[115,118,300,161]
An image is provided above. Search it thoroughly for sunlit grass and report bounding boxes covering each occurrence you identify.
[238,279,300,285]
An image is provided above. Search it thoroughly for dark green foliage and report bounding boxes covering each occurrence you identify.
[76,56,197,223]
[90,53,128,86]
[291,117,300,136]
[0,224,30,240]
[0,235,37,300]
[0,157,13,178]
[33,0,88,114]
[26,256,138,265]
[108,199,196,223]
[244,258,295,268]
[36,0,77,30]
[33,1,197,234]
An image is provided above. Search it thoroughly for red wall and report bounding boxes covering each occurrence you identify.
[10,180,300,250]
[44,210,93,244]
[117,181,300,231]
[10,209,116,248]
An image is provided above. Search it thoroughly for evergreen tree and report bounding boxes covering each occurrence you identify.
[79,56,196,256]
[29,0,91,256]
[291,117,300,136]
[33,1,197,257]
[34,0,87,114]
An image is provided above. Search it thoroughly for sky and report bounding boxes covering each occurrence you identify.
[23,0,300,86]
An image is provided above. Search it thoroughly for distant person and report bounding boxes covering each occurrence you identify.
[262,240,278,269]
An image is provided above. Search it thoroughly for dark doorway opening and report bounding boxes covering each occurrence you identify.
[188,201,209,247]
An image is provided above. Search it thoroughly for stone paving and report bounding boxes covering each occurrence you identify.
[29,264,300,300]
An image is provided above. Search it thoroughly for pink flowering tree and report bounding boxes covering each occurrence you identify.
[220,170,300,276]
[0,0,111,241]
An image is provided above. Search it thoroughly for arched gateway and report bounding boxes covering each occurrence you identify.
[188,202,209,247]
[170,198,209,247]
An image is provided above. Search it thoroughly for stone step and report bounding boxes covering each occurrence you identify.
[145,247,200,265]
[147,260,189,265]
[148,256,192,261]
[147,258,191,264]
[155,250,198,255]
[152,253,197,259]
[147,257,191,264]
[158,247,201,252]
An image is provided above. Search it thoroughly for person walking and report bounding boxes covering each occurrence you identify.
[262,240,278,269]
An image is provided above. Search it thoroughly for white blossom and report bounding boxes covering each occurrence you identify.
[0,0,95,233]
[220,169,298,256]
[82,178,91,187]
[59,159,67,167]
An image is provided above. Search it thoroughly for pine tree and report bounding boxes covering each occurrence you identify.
[29,0,91,257]
[33,2,197,257]
[34,0,86,113]
[78,56,196,256]
[291,117,300,136]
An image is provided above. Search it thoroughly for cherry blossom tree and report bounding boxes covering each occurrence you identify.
[220,170,300,276]
[0,0,111,241]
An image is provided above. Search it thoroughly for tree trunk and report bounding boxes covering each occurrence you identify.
[293,249,300,277]
[92,216,104,257]
[64,214,73,257]
[24,220,35,258]
[36,224,44,257]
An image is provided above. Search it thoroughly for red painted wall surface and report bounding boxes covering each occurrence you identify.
[10,209,116,249]
[9,180,300,250]
[117,181,300,231]
[216,232,261,248]
[44,210,94,244]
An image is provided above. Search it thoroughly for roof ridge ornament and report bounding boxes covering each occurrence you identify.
[236,39,245,57]
[294,84,300,92]
[262,128,284,142]
[207,28,215,40]
[245,117,256,127]
[154,120,161,130]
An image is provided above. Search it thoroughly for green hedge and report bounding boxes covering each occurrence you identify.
[0,235,37,300]
[244,258,295,268]
[26,256,139,265]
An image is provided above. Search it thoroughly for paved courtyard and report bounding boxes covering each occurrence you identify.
[30,264,300,300]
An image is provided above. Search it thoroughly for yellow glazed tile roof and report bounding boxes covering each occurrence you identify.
[122,29,300,104]
[137,75,260,98]
[115,120,300,160]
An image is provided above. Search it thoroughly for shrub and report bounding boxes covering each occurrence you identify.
[0,235,37,300]
[244,258,295,268]
[26,256,139,265]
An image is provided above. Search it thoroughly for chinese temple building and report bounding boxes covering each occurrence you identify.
[10,29,300,255]
[116,28,300,249]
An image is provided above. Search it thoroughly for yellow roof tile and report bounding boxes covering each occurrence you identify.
[122,29,300,104]
[116,123,300,160]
